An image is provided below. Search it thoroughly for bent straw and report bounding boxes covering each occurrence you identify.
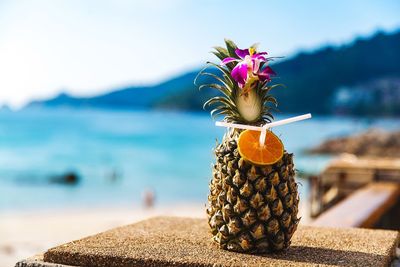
[215,121,262,131]
[258,113,312,145]
[215,113,312,146]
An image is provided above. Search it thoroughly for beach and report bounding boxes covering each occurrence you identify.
[0,204,205,267]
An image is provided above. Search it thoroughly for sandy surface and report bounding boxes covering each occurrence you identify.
[0,204,206,267]
[0,202,310,267]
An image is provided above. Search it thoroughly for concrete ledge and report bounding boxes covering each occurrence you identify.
[15,254,74,267]
[19,217,400,267]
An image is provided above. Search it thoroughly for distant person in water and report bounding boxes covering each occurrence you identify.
[107,168,121,183]
[50,171,80,185]
[142,188,155,209]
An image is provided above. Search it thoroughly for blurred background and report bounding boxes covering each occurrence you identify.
[1,0,400,265]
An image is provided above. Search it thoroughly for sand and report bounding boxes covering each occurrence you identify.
[0,204,205,267]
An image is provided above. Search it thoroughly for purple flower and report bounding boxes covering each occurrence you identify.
[221,47,274,89]
[258,66,276,82]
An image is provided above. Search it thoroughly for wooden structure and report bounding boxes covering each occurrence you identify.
[311,182,400,228]
[310,154,400,217]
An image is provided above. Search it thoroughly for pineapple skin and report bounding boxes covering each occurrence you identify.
[207,130,300,253]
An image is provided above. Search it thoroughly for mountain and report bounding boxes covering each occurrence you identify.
[28,71,204,110]
[271,30,400,114]
[27,30,400,115]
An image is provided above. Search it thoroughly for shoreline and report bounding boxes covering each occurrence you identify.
[0,203,206,267]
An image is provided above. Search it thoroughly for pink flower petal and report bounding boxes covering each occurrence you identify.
[258,66,276,81]
[231,62,248,87]
[252,58,261,73]
[235,48,250,59]
[251,54,267,62]
[255,52,268,56]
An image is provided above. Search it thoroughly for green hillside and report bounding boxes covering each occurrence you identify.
[272,30,400,114]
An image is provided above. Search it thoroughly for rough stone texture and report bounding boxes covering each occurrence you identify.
[35,217,399,267]
[15,254,74,267]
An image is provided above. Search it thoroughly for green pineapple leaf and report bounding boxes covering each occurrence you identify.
[263,95,278,107]
[199,83,232,100]
[224,38,238,58]
[198,72,233,90]
[212,46,230,61]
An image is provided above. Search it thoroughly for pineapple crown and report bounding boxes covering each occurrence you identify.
[196,39,283,126]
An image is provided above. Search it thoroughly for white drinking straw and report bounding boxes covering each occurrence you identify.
[215,121,262,131]
[215,113,312,146]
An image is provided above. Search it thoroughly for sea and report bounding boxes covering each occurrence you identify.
[0,108,399,211]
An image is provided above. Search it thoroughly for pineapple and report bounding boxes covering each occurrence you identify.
[198,39,300,253]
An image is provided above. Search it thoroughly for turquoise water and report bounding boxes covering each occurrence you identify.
[0,108,399,211]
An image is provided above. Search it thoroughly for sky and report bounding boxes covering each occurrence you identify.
[0,0,399,108]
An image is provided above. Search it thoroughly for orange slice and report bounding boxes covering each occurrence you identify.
[237,130,284,166]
